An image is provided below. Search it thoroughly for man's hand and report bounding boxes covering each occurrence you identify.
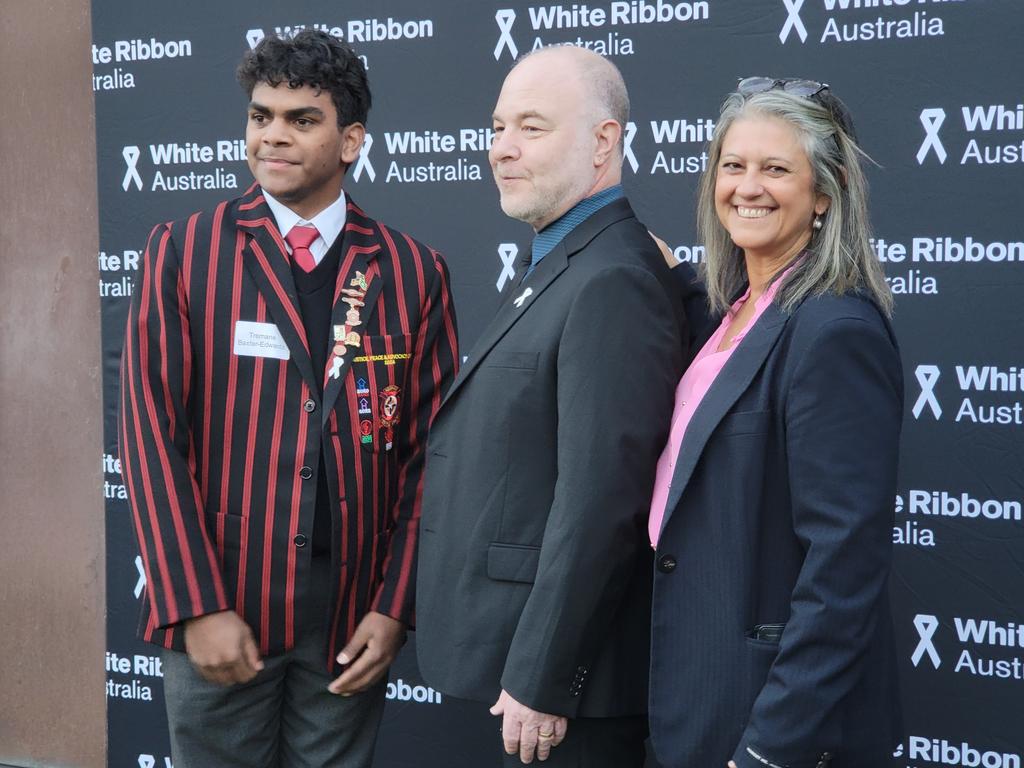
[490,689,568,763]
[328,611,406,695]
[183,610,263,686]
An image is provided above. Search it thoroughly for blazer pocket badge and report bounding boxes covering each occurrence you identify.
[379,384,401,451]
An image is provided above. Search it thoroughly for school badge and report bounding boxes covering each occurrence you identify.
[378,384,401,450]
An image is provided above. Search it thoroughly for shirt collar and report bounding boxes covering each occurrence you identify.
[531,185,624,266]
[262,188,347,249]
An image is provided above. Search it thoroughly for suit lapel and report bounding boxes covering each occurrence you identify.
[235,188,318,393]
[659,303,790,537]
[321,202,383,422]
[442,242,568,407]
[442,198,637,409]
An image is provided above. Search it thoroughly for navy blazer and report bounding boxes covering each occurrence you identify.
[649,291,903,768]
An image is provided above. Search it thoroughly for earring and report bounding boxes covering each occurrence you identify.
[813,215,823,230]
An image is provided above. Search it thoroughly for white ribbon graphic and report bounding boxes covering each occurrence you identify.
[911,614,941,669]
[133,555,146,598]
[122,146,143,191]
[138,756,156,768]
[916,108,947,165]
[513,287,533,308]
[494,9,518,61]
[912,364,942,420]
[353,133,375,182]
[779,0,807,44]
[246,29,265,49]
[496,243,518,292]
[623,122,639,174]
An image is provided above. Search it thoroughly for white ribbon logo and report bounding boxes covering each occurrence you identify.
[916,108,947,165]
[496,243,518,292]
[622,121,639,174]
[911,614,941,669]
[133,555,146,599]
[912,364,942,420]
[246,29,265,49]
[494,9,518,60]
[138,757,155,768]
[779,0,807,44]
[122,146,143,191]
[352,133,375,182]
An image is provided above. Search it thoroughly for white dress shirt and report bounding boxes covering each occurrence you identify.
[263,189,347,266]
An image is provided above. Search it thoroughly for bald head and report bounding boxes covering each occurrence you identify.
[489,46,628,230]
[513,47,629,157]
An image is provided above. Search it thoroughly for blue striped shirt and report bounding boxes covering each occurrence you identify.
[525,185,625,278]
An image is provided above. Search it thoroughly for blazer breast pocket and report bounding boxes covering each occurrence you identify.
[482,351,538,371]
[351,333,413,454]
[717,409,772,437]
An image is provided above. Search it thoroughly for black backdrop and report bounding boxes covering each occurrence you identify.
[93,1,1024,766]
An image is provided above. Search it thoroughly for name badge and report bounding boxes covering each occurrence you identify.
[233,320,290,360]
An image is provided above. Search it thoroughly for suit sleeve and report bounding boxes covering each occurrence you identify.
[670,261,711,356]
[118,222,229,630]
[500,265,682,717]
[732,315,903,768]
[371,249,459,624]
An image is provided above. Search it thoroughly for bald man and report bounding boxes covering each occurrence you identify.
[416,48,699,766]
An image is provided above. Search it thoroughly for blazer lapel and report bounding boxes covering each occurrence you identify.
[659,303,790,537]
[442,197,638,409]
[321,202,383,422]
[441,241,568,408]
[235,188,318,393]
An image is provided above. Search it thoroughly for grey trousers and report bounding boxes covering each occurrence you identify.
[162,560,386,768]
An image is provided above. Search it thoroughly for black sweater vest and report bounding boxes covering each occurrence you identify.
[291,237,343,556]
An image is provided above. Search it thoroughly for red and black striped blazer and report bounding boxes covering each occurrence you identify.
[118,184,458,669]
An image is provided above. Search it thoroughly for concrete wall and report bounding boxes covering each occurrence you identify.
[0,0,106,766]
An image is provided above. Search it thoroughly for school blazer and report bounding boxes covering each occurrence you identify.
[118,184,458,671]
[649,291,903,768]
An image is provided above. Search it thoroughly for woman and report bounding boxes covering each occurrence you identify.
[647,79,902,768]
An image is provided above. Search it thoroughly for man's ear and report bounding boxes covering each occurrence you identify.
[593,119,622,167]
[340,122,367,166]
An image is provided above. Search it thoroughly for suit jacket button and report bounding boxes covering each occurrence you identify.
[303,399,316,413]
[299,466,313,479]
[657,555,677,573]
[294,534,307,548]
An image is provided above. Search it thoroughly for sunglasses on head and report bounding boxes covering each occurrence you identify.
[736,76,854,152]
[737,77,830,100]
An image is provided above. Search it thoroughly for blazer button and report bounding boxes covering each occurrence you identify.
[299,466,313,479]
[303,399,316,413]
[294,534,307,548]
[657,555,678,573]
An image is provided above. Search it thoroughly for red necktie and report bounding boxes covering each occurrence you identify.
[285,224,319,273]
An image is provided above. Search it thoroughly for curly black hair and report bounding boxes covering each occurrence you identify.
[237,29,371,128]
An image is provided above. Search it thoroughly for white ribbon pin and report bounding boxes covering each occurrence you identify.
[328,356,345,379]
[513,287,533,308]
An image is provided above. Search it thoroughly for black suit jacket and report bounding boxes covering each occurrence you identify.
[649,292,903,768]
[118,185,458,667]
[416,198,691,717]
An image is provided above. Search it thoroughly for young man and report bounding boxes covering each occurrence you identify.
[119,30,457,767]
[415,47,701,767]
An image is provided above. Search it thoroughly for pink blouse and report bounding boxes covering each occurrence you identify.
[648,278,785,546]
